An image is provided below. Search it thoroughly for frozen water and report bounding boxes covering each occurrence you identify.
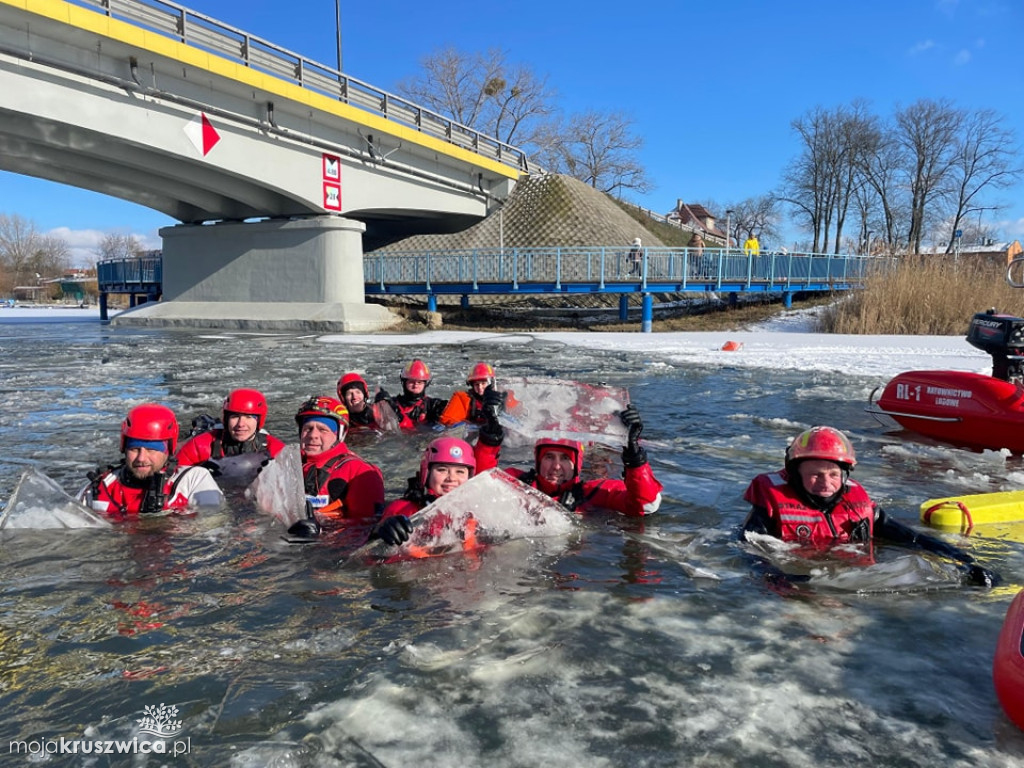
[349,468,576,563]
[250,443,305,527]
[1,313,1023,768]
[498,375,630,448]
[0,468,111,529]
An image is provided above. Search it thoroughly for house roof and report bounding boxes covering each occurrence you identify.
[670,202,726,238]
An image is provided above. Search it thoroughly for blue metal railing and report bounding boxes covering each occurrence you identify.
[95,248,885,300]
[363,247,884,294]
[96,255,163,291]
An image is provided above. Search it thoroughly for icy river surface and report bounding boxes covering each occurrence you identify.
[1,313,1023,767]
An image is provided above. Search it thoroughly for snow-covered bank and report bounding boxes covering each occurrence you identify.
[1,304,987,380]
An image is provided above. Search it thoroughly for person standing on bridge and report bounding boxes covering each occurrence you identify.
[375,359,448,430]
[81,403,223,519]
[627,237,644,276]
[690,232,706,278]
[743,234,760,257]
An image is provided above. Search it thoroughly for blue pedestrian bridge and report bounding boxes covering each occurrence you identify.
[98,247,879,329]
[363,247,877,303]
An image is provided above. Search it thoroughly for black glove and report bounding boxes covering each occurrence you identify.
[619,404,647,468]
[287,518,322,539]
[374,389,391,404]
[482,386,506,419]
[372,515,412,546]
[478,387,505,447]
[200,459,223,478]
[190,414,219,436]
[962,563,1001,588]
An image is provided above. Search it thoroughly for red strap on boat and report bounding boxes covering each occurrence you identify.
[922,501,974,534]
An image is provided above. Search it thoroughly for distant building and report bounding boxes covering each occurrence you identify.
[665,200,727,245]
[917,239,1022,266]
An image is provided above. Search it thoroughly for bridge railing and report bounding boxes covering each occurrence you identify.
[364,247,885,291]
[96,255,163,287]
[70,0,531,172]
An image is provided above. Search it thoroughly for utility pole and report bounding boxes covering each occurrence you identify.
[725,209,734,257]
[335,0,342,73]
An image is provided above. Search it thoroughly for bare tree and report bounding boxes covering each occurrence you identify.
[857,123,909,253]
[724,196,782,247]
[780,103,878,253]
[895,99,963,254]
[535,110,651,196]
[97,232,143,261]
[0,213,71,288]
[397,47,555,147]
[938,108,1022,252]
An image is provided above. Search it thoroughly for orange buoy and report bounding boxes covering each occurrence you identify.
[721,341,743,352]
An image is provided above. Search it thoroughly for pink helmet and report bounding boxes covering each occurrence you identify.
[222,388,268,429]
[419,437,477,486]
[121,403,179,454]
[467,362,495,385]
[401,359,432,383]
[337,372,369,400]
[786,426,857,470]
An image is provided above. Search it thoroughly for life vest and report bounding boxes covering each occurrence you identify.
[303,452,359,512]
[745,470,875,547]
[517,469,601,512]
[348,405,378,429]
[390,393,446,429]
[209,430,270,459]
[89,463,199,520]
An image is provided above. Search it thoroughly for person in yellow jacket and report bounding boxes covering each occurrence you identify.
[743,235,760,256]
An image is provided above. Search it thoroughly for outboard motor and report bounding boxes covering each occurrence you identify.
[966,309,1024,382]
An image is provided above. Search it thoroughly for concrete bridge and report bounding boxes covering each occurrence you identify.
[0,0,528,330]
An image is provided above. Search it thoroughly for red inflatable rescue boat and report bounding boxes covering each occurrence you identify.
[869,310,1024,454]
[995,590,1024,731]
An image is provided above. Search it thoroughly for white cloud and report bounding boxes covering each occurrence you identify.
[953,49,972,66]
[908,40,936,56]
[44,226,161,267]
[1000,217,1024,241]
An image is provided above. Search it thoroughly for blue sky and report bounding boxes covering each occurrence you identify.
[3,0,1022,262]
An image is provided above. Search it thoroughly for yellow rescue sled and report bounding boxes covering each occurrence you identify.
[920,489,1024,540]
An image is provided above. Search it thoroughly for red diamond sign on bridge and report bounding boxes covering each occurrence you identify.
[184,113,221,157]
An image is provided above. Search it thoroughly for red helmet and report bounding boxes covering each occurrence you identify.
[419,437,477,486]
[337,372,369,401]
[467,362,495,385]
[295,396,349,440]
[222,388,268,430]
[401,359,432,383]
[534,437,584,493]
[121,403,179,454]
[786,426,857,470]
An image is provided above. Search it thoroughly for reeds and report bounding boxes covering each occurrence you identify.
[820,256,1024,335]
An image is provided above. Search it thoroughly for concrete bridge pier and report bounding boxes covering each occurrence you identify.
[113,217,399,332]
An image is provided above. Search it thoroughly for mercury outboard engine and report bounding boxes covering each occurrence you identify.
[966,309,1024,382]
